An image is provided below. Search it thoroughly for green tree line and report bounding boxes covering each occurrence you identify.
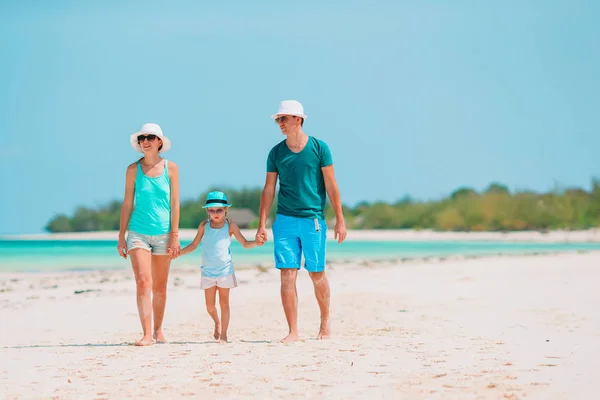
[46,180,600,233]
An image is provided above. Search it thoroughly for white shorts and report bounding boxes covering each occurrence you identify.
[200,273,238,289]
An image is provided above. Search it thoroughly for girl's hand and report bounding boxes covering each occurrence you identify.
[255,227,268,244]
[117,236,127,259]
[168,233,181,258]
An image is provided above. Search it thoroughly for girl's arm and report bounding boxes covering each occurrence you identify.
[117,162,137,259]
[168,161,181,257]
[229,222,262,249]
[178,221,206,257]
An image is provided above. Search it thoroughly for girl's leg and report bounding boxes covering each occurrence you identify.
[129,249,153,346]
[204,287,220,340]
[217,287,231,343]
[151,254,171,343]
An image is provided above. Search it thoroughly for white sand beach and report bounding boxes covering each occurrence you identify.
[2,252,600,399]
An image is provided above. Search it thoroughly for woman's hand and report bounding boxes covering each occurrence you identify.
[117,235,127,259]
[168,232,181,259]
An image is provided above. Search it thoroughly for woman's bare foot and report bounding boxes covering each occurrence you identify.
[153,329,167,344]
[280,332,300,343]
[213,322,220,341]
[134,335,153,346]
[218,334,228,344]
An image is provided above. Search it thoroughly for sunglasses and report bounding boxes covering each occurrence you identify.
[137,134,158,143]
[207,208,225,214]
[274,116,293,124]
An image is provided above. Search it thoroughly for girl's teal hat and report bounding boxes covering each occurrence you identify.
[202,191,232,208]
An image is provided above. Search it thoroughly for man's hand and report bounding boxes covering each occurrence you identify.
[255,227,268,244]
[334,220,347,244]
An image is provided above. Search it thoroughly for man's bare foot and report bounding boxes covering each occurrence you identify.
[280,332,300,343]
[316,330,331,340]
[134,335,153,346]
[153,330,167,344]
[213,323,220,341]
[317,321,331,340]
[218,334,228,344]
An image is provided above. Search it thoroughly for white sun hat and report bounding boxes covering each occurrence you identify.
[130,122,171,153]
[271,100,307,119]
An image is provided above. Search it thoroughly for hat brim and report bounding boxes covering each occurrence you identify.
[202,203,232,208]
[271,112,307,119]
[130,132,172,153]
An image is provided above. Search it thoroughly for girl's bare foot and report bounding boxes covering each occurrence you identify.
[213,323,220,340]
[134,335,153,346]
[153,329,167,344]
[218,334,228,344]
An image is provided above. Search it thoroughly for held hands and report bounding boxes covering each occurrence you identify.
[255,227,268,245]
[167,233,181,259]
[334,220,347,244]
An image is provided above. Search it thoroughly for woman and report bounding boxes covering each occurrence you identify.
[117,122,181,346]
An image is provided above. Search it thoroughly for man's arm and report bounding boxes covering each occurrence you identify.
[256,172,278,242]
[322,165,347,243]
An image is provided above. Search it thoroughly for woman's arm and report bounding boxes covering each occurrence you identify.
[178,222,206,257]
[230,222,262,249]
[168,161,181,257]
[117,163,137,259]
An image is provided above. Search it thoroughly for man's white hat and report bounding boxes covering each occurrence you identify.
[271,100,307,119]
[130,122,171,153]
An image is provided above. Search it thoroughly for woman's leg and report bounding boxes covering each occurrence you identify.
[217,287,231,343]
[151,254,171,343]
[129,248,153,346]
[204,286,220,340]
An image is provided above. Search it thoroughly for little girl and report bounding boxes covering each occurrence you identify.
[178,191,262,343]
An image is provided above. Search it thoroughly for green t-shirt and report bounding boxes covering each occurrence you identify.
[266,136,333,220]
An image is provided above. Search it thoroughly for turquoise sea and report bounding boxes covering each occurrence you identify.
[1,239,600,273]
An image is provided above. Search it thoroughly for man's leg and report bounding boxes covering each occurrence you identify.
[301,217,330,339]
[309,271,331,339]
[280,268,299,343]
[272,214,302,343]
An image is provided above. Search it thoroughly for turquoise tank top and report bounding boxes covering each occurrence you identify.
[128,159,172,236]
[201,220,234,278]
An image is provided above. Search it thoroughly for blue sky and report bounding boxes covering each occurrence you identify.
[1,1,599,234]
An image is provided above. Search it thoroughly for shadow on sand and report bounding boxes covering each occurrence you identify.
[4,340,220,349]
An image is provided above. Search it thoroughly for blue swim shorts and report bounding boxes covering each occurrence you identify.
[272,214,328,272]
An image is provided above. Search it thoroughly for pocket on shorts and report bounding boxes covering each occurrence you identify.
[150,233,171,255]
[126,231,151,251]
[301,223,327,269]
[275,248,297,266]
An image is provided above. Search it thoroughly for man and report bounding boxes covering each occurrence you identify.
[255,99,347,343]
